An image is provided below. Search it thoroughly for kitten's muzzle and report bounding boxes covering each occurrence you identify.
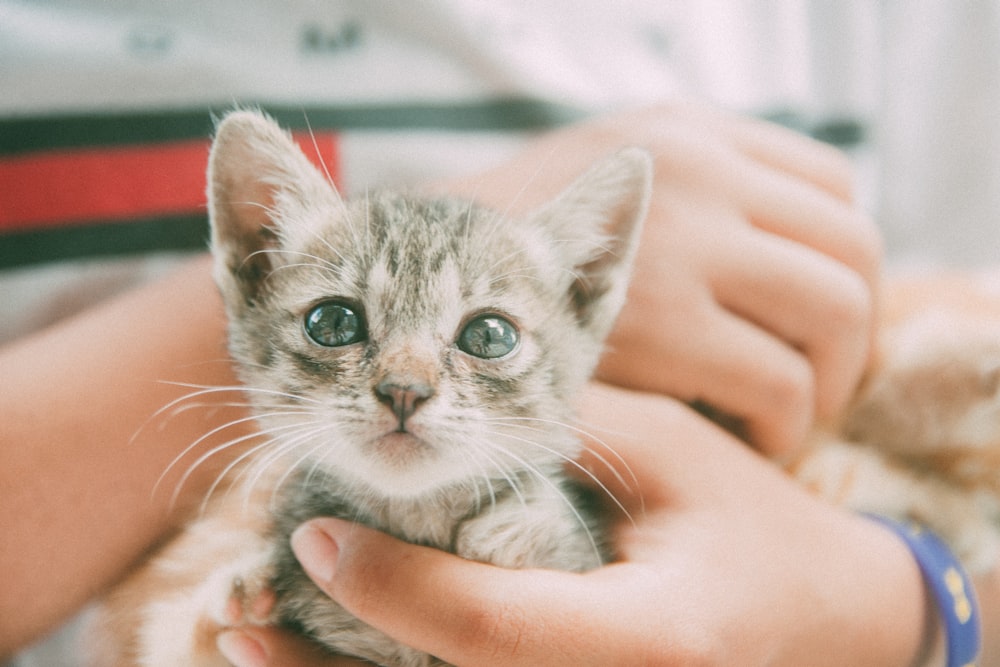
[375,380,435,432]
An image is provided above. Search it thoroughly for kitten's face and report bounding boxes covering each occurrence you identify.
[208,111,651,499]
[228,195,599,497]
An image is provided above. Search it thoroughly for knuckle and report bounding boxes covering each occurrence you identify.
[761,355,815,419]
[840,209,884,282]
[822,268,874,334]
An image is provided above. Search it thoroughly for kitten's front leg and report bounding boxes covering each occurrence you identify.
[87,513,279,667]
[136,548,276,667]
[454,476,604,572]
[140,530,278,667]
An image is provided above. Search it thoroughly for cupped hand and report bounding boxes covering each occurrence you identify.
[442,103,882,455]
[233,384,926,667]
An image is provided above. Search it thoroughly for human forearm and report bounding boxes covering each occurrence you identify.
[0,255,252,653]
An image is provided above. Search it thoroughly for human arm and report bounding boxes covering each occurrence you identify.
[0,255,257,654]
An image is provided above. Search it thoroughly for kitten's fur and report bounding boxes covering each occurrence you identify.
[87,110,652,666]
[88,111,1000,666]
[795,276,1000,571]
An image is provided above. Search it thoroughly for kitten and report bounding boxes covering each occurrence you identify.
[86,110,652,666]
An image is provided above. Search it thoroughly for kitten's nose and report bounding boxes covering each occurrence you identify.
[375,380,435,430]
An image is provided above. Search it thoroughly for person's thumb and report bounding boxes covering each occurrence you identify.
[290,517,602,667]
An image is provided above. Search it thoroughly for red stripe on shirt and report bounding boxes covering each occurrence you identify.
[0,133,339,231]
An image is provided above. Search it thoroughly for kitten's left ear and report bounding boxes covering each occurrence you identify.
[532,148,653,341]
[208,109,340,307]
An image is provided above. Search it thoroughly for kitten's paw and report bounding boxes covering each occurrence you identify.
[220,574,278,626]
[203,553,277,629]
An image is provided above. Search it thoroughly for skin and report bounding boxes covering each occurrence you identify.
[0,254,254,650]
[0,105,991,666]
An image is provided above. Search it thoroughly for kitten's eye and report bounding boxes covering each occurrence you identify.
[457,314,519,359]
[304,301,366,347]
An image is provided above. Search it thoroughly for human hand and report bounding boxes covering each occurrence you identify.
[229,383,927,667]
[442,104,882,455]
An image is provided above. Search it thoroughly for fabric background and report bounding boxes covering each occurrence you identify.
[3,1,999,663]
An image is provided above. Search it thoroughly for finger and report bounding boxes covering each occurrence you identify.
[576,382,804,507]
[217,627,365,667]
[650,102,857,201]
[639,108,881,288]
[676,306,815,455]
[290,519,617,667]
[709,231,873,421]
[575,383,721,504]
[721,111,857,202]
[601,283,814,456]
[735,160,882,288]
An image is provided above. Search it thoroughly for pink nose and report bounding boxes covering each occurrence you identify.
[375,381,435,430]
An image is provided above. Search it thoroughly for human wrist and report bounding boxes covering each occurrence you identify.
[865,515,980,667]
[825,513,932,667]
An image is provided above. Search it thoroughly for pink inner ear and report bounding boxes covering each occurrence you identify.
[209,111,349,307]
[210,114,337,251]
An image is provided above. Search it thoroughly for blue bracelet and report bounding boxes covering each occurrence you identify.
[866,515,980,667]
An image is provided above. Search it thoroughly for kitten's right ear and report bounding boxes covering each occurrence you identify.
[530,148,653,343]
[208,109,338,306]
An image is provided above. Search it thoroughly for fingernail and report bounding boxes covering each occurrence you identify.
[217,630,267,667]
[291,521,340,585]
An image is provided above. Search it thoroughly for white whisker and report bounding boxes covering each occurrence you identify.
[198,417,333,515]
[165,415,316,511]
[483,425,634,529]
[155,381,324,407]
[465,444,528,511]
[479,434,604,565]
[263,430,338,511]
[482,415,639,502]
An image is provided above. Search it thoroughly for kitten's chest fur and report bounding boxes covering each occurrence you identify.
[260,467,601,667]
[271,468,525,551]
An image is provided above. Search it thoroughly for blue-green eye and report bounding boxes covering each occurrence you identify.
[304,301,366,347]
[457,314,519,359]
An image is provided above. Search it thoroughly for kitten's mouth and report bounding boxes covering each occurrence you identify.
[368,431,433,467]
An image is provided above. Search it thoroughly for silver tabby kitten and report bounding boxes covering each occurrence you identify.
[87,110,652,666]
